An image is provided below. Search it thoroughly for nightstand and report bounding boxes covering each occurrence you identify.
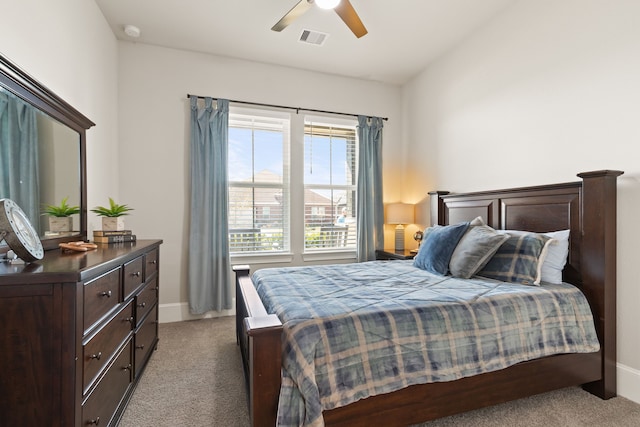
[375,249,417,260]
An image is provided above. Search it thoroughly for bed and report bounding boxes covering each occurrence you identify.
[234,170,622,427]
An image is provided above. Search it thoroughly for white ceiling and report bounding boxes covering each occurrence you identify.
[95,0,516,85]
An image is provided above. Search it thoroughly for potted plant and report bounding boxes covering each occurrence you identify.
[91,197,134,231]
[43,197,80,232]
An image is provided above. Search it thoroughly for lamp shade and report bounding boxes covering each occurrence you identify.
[386,203,414,225]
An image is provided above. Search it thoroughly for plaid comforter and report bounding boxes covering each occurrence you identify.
[252,260,600,427]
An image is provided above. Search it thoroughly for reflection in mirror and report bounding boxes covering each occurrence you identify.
[0,52,94,250]
[0,87,81,239]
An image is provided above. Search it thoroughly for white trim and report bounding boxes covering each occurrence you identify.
[159,302,235,323]
[231,253,294,264]
[618,362,640,404]
[302,250,357,262]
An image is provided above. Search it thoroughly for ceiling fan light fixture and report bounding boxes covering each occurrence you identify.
[315,0,341,10]
[272,0,366,38]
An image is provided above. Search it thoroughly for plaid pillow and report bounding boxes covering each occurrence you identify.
[477,233,553,285]
[495,229,569,284]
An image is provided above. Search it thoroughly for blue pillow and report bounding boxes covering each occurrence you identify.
[413,222,470,275]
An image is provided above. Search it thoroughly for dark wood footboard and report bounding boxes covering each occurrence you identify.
[234,265,282,427]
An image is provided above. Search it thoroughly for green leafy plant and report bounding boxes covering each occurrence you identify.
[42,197,80,217]
[91,197,134,217]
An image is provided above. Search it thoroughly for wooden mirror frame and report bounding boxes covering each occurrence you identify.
[0,53,94,250]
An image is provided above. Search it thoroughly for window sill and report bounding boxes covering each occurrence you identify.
[230,250,357,265]
[302,250,357,263]
[230,253,294,265]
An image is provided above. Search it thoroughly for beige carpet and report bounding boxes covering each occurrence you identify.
[119,316,640,427]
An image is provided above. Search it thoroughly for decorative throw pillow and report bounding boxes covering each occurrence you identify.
[478,233,554,285]
[449,217,510,279]
[540,229,570,284]
[413,222,470,275]
[495,229,570,284]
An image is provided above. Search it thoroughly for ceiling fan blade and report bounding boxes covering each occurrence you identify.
[271,0,313,32]
[334,0,368,38]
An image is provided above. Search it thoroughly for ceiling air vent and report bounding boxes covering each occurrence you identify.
[299,29,329,46]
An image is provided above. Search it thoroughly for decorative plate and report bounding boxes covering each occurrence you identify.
[0,198,44,262]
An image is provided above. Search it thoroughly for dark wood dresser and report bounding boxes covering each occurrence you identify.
[0,239,162,427]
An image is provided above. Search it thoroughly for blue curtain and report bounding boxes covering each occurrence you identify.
[188,97,231,313]
[356,116,384,262]
[0,92,40,234]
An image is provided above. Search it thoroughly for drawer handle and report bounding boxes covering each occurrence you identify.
[100,290,112,298]
[149,260,157,265]
[126,316,135,324]
[137,302,146,308]
[90,352,102,360]
[136,344,145,350]
[88,416,100,425]
[123,364,132,371]
[132,271,141,277]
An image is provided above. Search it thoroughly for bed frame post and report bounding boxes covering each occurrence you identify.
[234,265,283,427]
[578,170,623,399]
[428,191,449,226]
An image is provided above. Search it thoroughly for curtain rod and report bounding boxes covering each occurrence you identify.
[186,94,388,121]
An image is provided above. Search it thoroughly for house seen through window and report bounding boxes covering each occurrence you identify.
[228,108,357,254]
[303,120,357,250]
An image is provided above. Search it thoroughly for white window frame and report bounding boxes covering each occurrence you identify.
[228,107,290,255]
[302,115,358,253]
[228,107,358,264]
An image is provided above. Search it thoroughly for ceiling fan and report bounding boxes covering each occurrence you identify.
[271,0,368,38]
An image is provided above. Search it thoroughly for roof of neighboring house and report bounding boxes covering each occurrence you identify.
[231,170,334,206]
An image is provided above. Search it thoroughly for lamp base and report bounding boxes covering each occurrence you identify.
[395,225,405,251]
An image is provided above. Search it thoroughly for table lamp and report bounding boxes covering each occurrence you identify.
[386,203,414,251]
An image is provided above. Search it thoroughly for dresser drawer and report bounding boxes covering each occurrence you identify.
[123,256,144,299]
[145,247,159,278]
[84,268,121,332]
[83,301,133,394]
[82,340,132,427]
[135,277,158,326]
[134,304,158,378]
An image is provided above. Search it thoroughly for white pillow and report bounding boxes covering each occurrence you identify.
[496,229,569,285]
[540,229,570,284]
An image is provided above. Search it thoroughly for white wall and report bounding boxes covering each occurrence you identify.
[0,0,119,222]
[116,43,403,321]
[403,0,640,403]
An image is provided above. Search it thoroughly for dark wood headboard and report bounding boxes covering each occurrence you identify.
[429,170,623,399]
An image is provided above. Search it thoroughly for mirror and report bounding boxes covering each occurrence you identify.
[0,53,94,250]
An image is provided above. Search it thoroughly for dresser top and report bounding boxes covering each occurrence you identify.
[0,239,162,285]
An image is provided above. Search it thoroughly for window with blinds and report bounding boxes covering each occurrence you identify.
[228,112,290,253]
[304,119,357,250]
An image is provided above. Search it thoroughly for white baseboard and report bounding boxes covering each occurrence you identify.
[618,362,640,404]
[158,301,235,323]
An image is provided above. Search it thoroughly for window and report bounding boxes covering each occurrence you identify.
[304,119,357,250]
[228,111,289,253]
[228,108,357,255]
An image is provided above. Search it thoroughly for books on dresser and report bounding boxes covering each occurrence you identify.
[93,230,137,243]
[93,230,133,236]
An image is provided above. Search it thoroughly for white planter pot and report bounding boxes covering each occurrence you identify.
[101,217,125,231]
[49,216,73,233]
